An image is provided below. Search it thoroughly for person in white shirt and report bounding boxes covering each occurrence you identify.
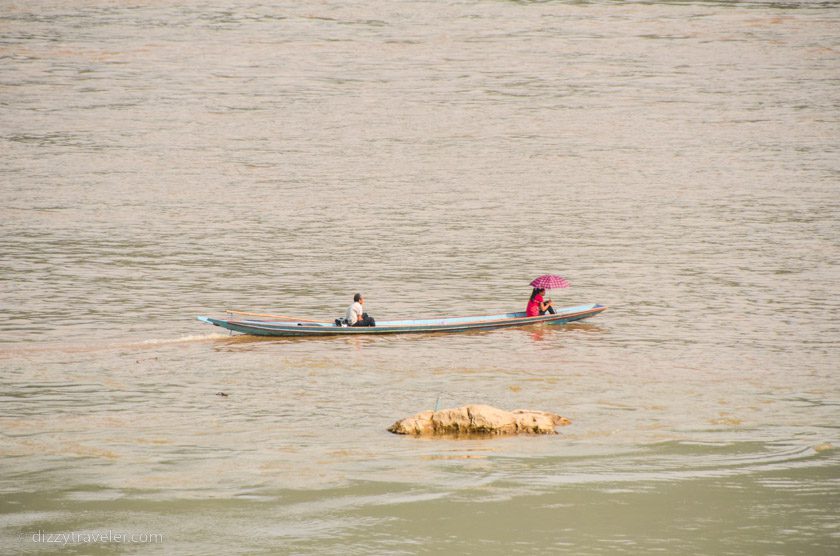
[344,293,375,327]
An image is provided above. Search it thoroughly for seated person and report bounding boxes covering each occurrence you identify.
[526,288,555,317]
[345,293,375,327]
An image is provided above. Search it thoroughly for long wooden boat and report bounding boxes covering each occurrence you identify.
[197,303,606,337]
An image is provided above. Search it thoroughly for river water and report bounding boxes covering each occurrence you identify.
[1,1,839,554]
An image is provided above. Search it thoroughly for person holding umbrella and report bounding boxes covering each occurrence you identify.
[526,275,570,317]
[526,288,555,316]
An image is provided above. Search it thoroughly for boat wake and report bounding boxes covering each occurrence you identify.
[132,333,229,347]
[0,333,229,358]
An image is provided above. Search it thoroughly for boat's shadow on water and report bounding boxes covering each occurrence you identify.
[210,322,606,351]
[526,322,604,342]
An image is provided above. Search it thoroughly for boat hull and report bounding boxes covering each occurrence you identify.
[197,304,606,337]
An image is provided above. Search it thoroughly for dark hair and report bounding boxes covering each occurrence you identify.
[529,288,544,301]
[354,293,362,302]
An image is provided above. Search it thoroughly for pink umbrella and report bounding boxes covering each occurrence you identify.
[530,274,570,290]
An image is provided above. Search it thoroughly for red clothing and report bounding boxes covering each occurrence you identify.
[526,294,544,317]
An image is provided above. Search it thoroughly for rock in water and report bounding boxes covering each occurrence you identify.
[388,404,571,436]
